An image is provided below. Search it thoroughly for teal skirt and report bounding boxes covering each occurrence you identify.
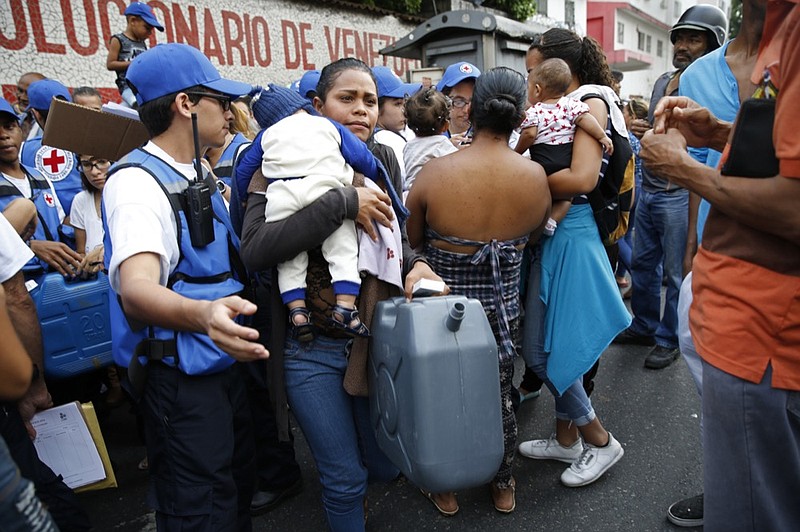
[540,203,631,394]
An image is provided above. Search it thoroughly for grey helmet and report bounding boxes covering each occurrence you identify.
[670,4,728,51]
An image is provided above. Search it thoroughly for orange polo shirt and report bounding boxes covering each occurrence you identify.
[690,0,800,391]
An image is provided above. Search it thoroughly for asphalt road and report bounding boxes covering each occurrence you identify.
[76,333,703,532]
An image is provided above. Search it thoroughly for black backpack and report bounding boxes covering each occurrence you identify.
[581,94,635,246]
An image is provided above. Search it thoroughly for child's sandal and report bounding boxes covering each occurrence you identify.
[328,304,370,337]
[289,307,315,343]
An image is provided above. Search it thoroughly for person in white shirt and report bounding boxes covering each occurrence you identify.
[69,155,109,274]
[103,43,267,529]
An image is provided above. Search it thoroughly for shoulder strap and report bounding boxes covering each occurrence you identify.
[21,166,57,241]
[111,161,185,264]
[579,93,610,113]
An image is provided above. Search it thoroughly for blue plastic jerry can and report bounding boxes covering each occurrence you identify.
[369,295,504,493]
[28,272,113,379]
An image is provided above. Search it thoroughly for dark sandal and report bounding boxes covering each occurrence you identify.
[289,306,315,343]
[328,304,370,337]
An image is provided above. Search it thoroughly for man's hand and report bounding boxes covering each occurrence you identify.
[18,380,53,439]
[29,240,82,277]
[403,261,450,302]
[201,296,269,363]
[629,118,650,139]
[356,187,394,242]
[652,96,728,150]
[640,129,691,182]
[78,246,104,275]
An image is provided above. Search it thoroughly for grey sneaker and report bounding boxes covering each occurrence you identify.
[667,493,703,527]
[560,432,624,487]
[518,435,582,464]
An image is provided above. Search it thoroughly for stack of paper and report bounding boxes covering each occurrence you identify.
[31,402,117,491]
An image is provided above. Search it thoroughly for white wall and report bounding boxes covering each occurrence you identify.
[0,0,422,96]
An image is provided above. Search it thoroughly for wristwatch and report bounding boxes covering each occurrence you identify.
[216,180,226,193]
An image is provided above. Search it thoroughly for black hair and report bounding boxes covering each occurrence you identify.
[378,96,399,109]
[470,67,526,135]
[234,94,252,108]
[529,28,616,88]
[136,84,204,138]
[316,58,376,103]
[404,87,450,136]
[73,86,102,101]
[77,157,101,192]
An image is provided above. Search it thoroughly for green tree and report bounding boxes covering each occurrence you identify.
[350,0,537,21]
[728,0,742,39]
[484,0,537,20]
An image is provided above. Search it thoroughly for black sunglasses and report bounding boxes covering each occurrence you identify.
[185,91,232,112]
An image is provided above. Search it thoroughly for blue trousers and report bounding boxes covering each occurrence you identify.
[284,335,397,532]
[142,363,255,532]
[630,189,688,348]
[702,362,800,531]
[522,246,596,426]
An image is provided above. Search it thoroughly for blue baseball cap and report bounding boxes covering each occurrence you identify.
[124,2,164,31]
[289,79,301,93]
[298,70,321,99]
[127,44,252,105]
[372,66,422,99]
[436,62,481,92]
[26,79,72,111]
[0,98,20,122]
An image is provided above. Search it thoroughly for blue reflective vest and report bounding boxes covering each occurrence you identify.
[211,132,251,187]
[104,149,245,375]
[0,165,63,275]
[20,137,83,215]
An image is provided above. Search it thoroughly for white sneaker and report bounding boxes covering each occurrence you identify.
[560,432,624,487]
[518,435,583,464]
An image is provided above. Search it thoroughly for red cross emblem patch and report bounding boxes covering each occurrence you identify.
[34,146,74,182]
[43,192,55,207]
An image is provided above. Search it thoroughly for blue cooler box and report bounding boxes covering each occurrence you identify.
[29,272,113,379]
[369,295,504,493]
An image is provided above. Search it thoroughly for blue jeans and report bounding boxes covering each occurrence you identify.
[0,436,58,531]
[284,335,398,532]
[702,362,800,531]
[522,246,596,426]
[630,189,688,348]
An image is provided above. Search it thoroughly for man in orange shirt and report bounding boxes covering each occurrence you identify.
[639,0,800,527]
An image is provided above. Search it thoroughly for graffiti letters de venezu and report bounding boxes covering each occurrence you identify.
[0,0,420,101]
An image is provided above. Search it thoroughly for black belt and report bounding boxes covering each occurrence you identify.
[128,339,179,398]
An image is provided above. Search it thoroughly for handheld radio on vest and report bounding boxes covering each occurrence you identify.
[185,112,215,247]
